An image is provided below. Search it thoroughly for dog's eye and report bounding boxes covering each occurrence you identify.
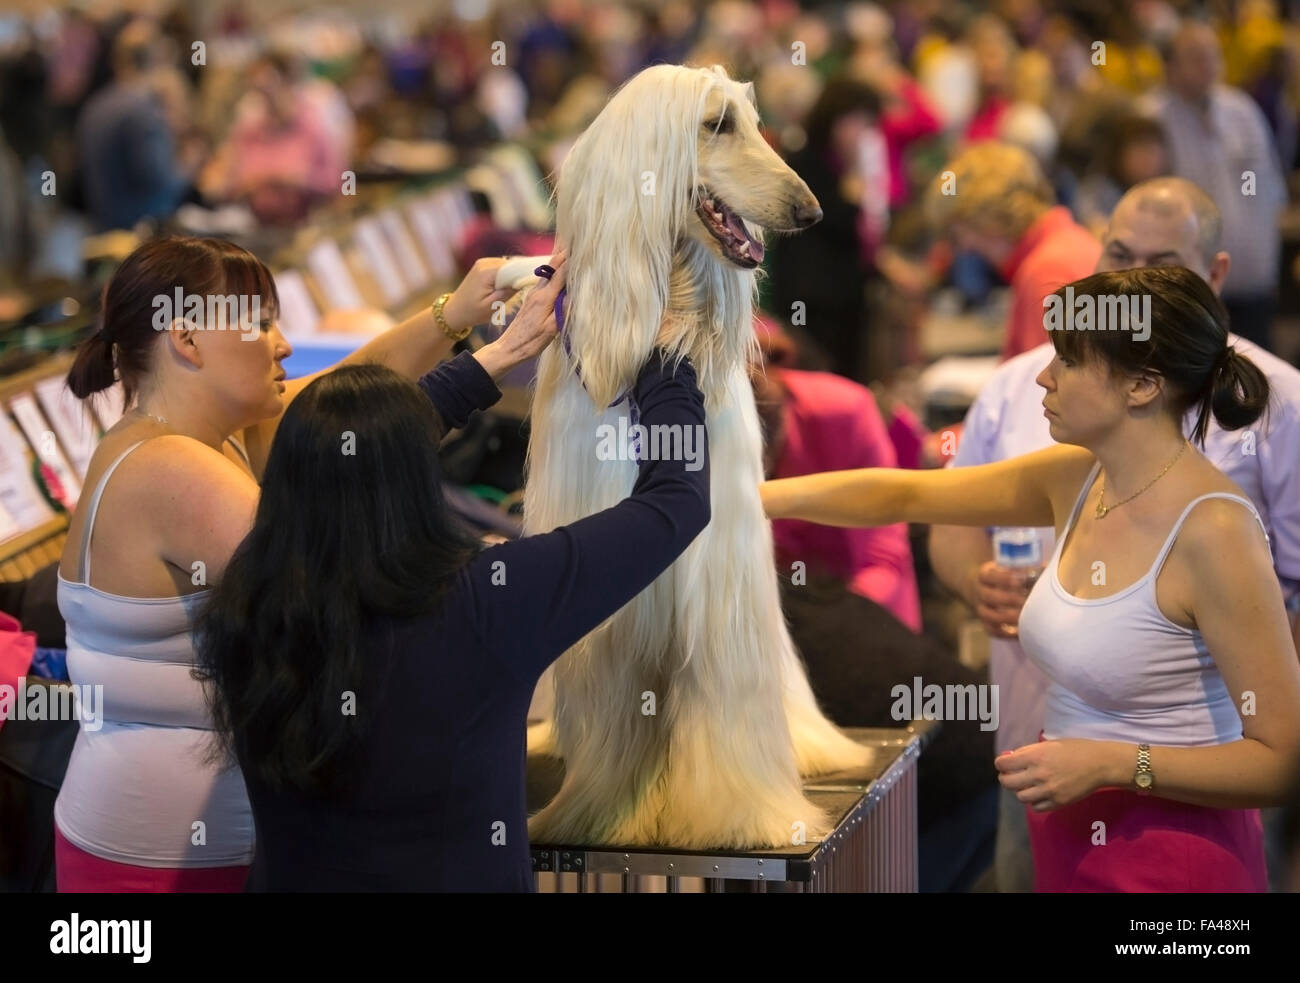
[704,116,733,136]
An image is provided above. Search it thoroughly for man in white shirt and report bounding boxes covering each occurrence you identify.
[929,176,1300,892]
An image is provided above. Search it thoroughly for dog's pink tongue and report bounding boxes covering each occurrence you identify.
[725,211,764,263]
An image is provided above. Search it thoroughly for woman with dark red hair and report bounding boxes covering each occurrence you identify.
[53,235,561,891]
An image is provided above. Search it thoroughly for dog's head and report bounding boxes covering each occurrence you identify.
[688,72,822,269]
[552,64,820,406]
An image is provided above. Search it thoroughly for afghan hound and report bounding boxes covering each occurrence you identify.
[521,64,871,850]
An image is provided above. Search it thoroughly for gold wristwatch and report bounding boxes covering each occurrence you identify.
[1134,743,1154,794]
[433,292,471,342]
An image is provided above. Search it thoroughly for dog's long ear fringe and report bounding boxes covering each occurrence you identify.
[554,65,723,408]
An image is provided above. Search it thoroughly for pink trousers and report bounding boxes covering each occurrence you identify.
[55,826,249,893]
[1023,737,1267,893]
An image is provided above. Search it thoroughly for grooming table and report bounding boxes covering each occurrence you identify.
[527,724,935,893]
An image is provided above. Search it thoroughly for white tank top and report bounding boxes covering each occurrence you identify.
[54,439,254,867]
[1018,461,1267,748]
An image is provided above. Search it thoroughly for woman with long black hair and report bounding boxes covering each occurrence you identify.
[195,343,710,891]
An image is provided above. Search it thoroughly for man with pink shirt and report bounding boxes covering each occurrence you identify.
[202,53,346,225]
[926,141,1101,361]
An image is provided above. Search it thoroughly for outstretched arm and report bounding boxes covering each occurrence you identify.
[240,259,508,478]
[330,256,519,381]
[243,253,566,479]
[761,443,1092,530]
[415,261,568,439]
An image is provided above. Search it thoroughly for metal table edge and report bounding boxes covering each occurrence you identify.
[530,727,925,884]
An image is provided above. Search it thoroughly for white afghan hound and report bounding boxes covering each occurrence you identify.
[523,64,871,850]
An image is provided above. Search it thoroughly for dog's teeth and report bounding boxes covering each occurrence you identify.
[737,241,751,257]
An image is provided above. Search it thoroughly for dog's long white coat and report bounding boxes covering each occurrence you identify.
[524,64,870,850]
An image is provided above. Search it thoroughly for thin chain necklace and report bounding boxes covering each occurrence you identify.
[133,407,169,427]
[1095,440,1189,519]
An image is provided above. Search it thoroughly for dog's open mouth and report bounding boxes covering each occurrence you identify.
[696,188,765,268]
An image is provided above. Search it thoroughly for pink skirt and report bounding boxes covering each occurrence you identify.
[1023,737,1267,893]
[55,826,250,893]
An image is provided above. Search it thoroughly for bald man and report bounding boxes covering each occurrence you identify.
[1140,22,1286,351]
[928,176,1300,893]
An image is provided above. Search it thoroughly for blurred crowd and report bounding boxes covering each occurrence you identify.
[1,0,1299,371]
[3,0,1300,895]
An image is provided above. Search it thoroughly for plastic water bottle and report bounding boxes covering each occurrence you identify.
[992,527,1045,587]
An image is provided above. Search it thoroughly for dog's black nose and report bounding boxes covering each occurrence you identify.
[792,202,823,228]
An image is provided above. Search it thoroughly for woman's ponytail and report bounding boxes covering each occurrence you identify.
[1208,346,1270,434]
[66,321,118,400]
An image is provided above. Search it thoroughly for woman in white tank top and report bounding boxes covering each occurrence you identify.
[762,267,1300,892]
[54,236,565,891]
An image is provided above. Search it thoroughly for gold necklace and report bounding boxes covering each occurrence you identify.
[1095,440,1189,519]
[133,407,169,426]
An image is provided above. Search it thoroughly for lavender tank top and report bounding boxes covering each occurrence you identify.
[1018,461,1268,747]
[54,438,253,867]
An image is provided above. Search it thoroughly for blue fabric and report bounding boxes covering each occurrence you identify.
[28,647,67,681]
[243,350,710,891]
[949,249,997,307]
[77,82,189,231]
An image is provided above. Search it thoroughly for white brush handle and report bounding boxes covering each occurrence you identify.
[495,255,555,292]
